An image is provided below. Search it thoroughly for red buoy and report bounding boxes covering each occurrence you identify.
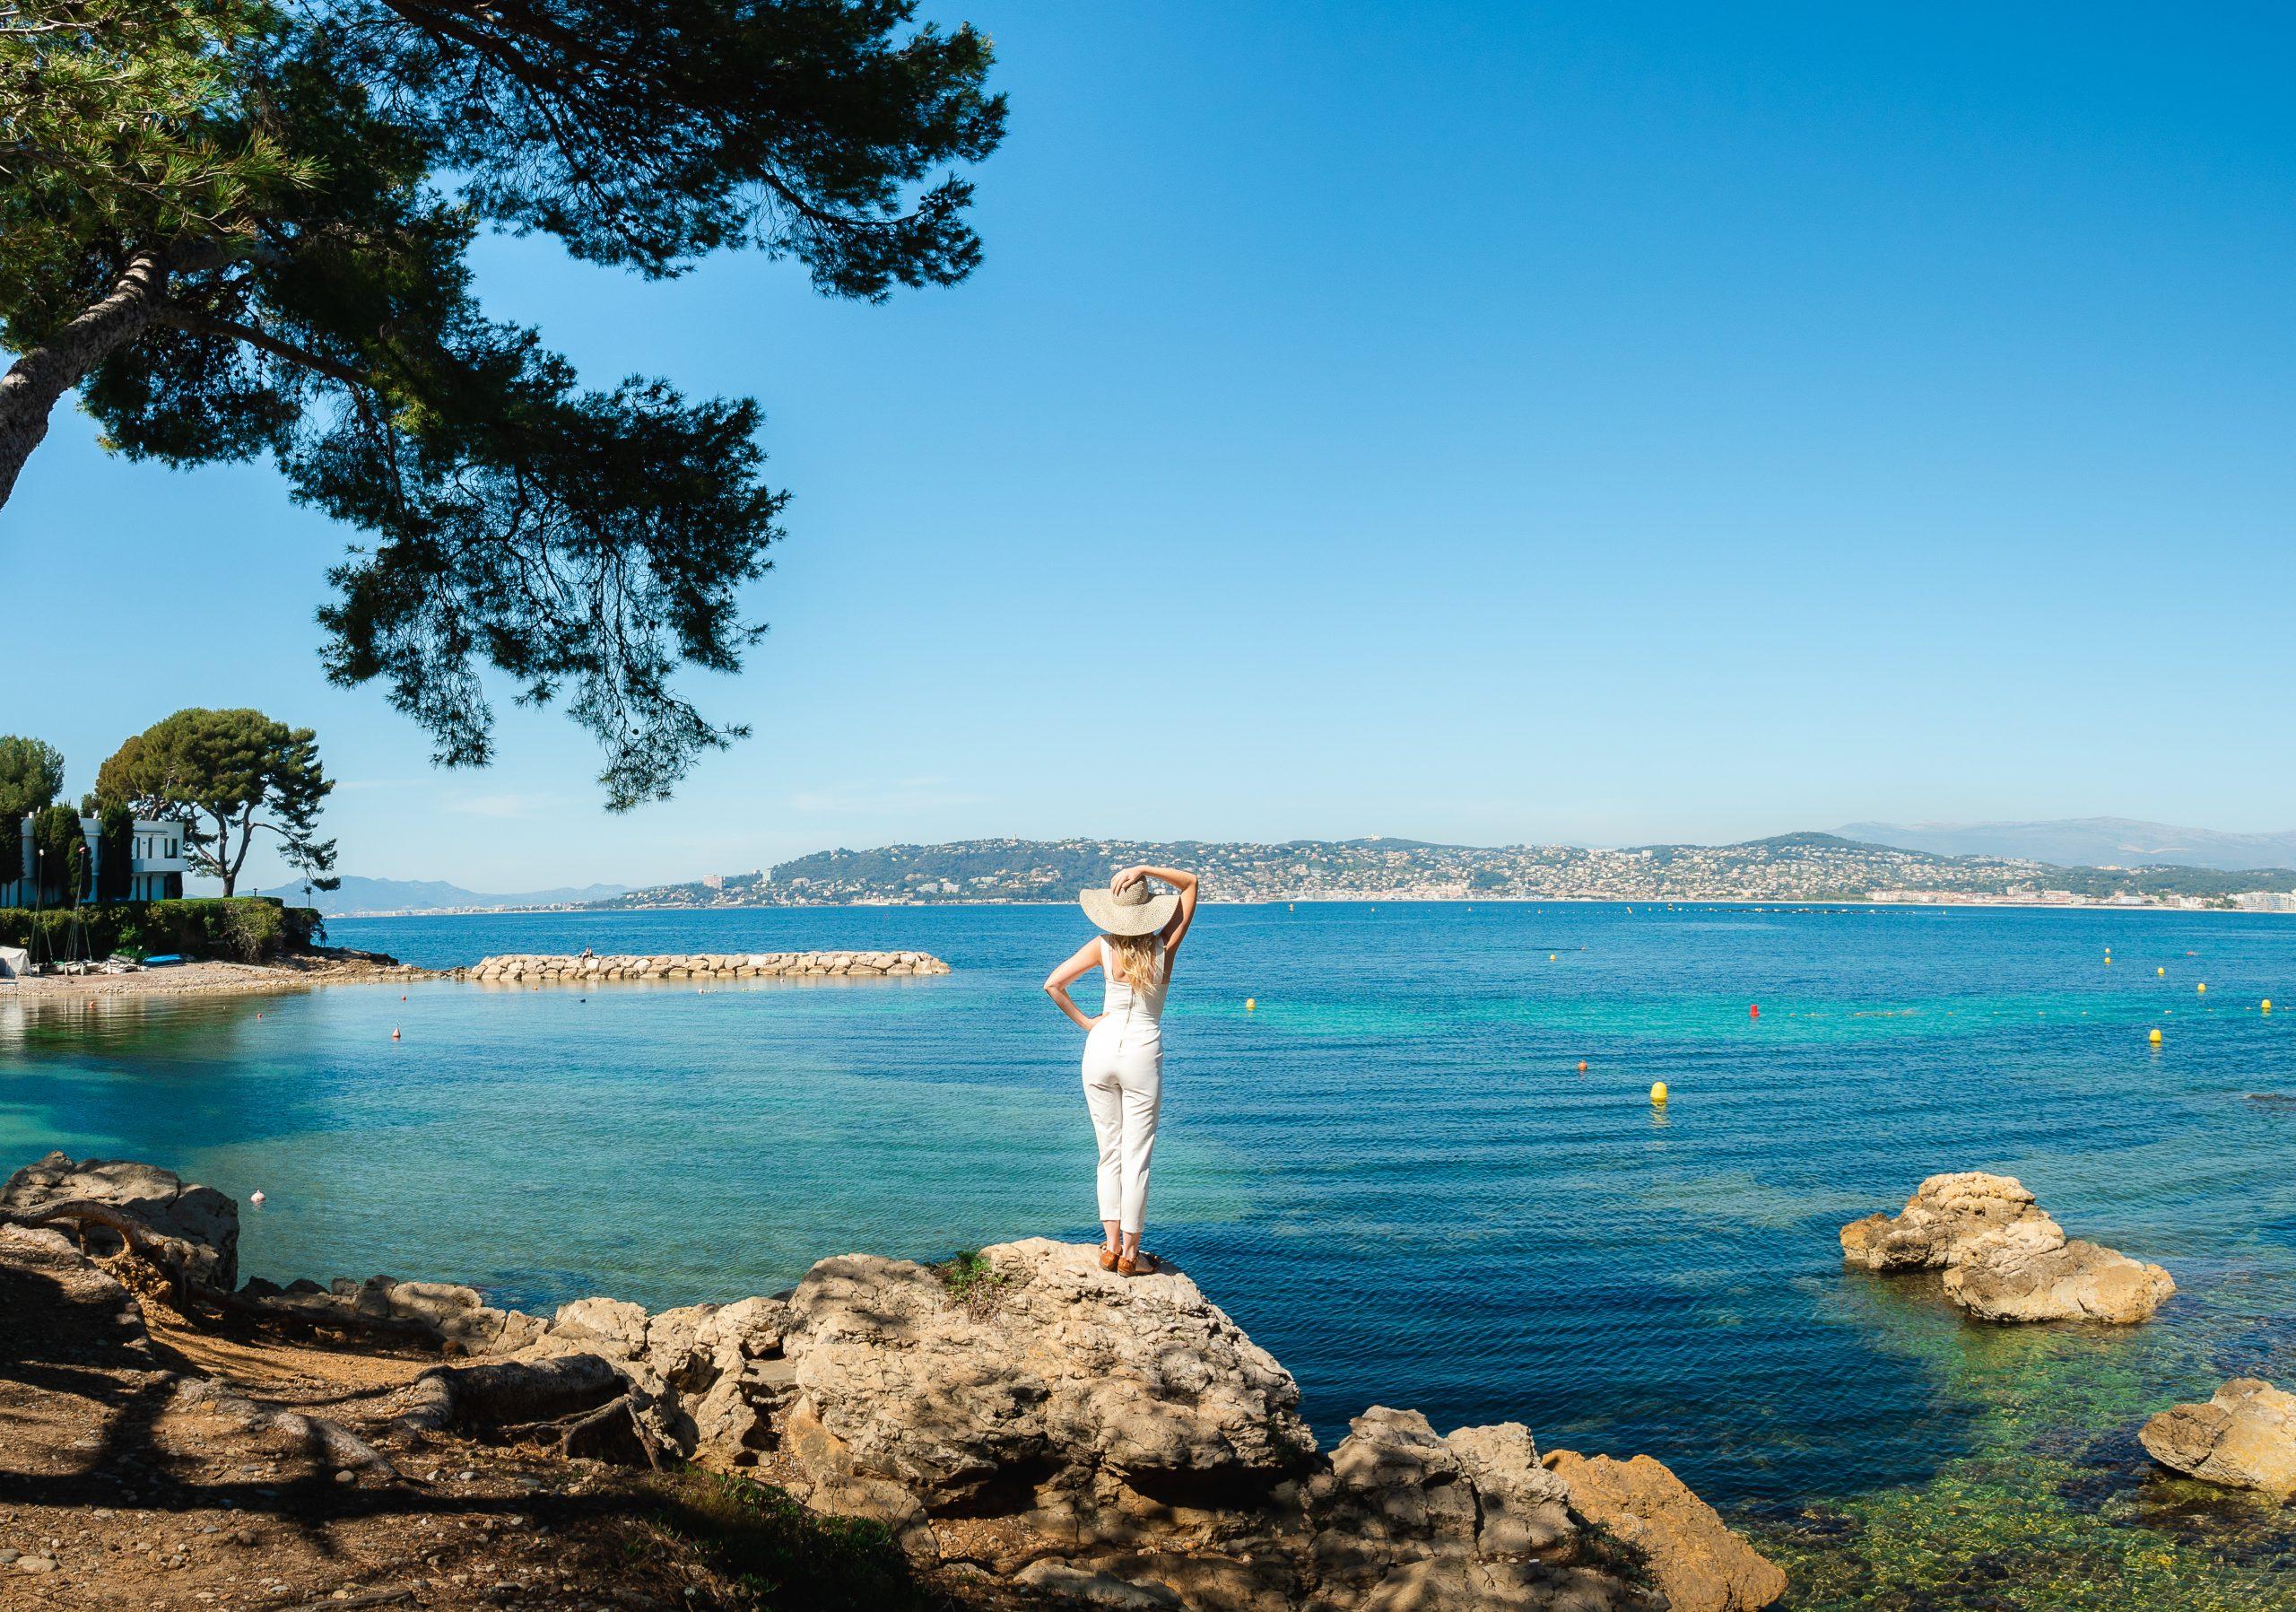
[1577,1059,1588,1073]
[391,1027,402,1041]
[1749,1005,1760,1019]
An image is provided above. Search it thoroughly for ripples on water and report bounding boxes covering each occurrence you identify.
[4,902,2293,1609]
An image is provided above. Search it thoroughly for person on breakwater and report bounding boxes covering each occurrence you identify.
[1042,863,1199,1276]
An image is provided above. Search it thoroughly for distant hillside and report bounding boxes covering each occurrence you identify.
[310,876,631,916]
[1840,817,2296,872]
[585,834,2296,911]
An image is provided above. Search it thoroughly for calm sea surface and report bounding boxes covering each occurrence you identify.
[5,902,2295,1608]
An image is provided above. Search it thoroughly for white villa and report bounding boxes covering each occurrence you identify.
[1,815,189,906]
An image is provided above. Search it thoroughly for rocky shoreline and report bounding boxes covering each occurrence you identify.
[0,951,435,1000]
[7,1155,2282,1611]
[2,1154,1784,1611]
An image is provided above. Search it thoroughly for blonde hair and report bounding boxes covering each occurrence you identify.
[1105,929,1164,994]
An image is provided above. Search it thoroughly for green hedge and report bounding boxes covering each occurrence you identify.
[0,898,318,963]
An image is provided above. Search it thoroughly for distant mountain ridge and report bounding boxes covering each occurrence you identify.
[1839,817,2296,872]
[309,876,631,915]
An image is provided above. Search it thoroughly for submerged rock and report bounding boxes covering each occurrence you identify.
[2,1151,240,1291]
[2140,1379,2296,1495]
[1840,1172,2172,1324]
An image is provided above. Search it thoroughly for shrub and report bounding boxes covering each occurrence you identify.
[935,1250,1011,1317]
[642,1469,928,1612]
[0,898,319,962]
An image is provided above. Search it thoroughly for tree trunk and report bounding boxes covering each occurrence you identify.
[0,251,171,510]
[222,804,257,897]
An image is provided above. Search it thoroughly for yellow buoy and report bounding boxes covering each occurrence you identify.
[1245,998,1257,1012]
[2158,967,2166,977]
[2148,1028,2162,1045]
[2197,982,2207,994]
[1650,1081,1668,1104]
[1550,953,1557,962]
[2265,998,2274,1013]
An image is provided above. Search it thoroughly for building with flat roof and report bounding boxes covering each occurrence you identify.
[1,815,188,906]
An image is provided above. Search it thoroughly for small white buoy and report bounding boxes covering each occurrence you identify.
[249,1190,265,1206]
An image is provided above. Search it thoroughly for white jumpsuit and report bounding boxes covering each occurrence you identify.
[1083,936,1166,1233]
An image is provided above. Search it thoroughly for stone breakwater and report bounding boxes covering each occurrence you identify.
[463,950,951,983]
[4,1153,1787,1612]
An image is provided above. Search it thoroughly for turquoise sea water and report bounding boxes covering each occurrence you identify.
[5,902,2295,1608]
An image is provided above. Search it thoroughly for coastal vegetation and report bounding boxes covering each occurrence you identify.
[0,733,65,885]
[0,0,1004,805]
[0,894,317,962]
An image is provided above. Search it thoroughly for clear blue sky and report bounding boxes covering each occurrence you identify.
[9,3,2293,892]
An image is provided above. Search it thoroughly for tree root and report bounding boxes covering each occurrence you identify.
[1,1199,207,1305]
[397,1353,659,1466]
[1,1203,449,1347]
[499,1393,663,1469]
[170,1375,408,1482]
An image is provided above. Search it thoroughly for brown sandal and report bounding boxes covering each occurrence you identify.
[1117,1249,1156,1277]
[1098,1245,1119,1272]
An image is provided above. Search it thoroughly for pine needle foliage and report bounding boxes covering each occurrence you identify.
[0,1,1004,807]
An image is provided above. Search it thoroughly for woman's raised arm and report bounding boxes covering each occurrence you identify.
[1113,864,1200,962]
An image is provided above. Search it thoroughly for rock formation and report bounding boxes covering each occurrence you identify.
[464,950,951,983]
[2139,1379,2296,1496]
[1838,1172,2061,1273]
[1839,1172,2172,1324]
[2,1151,241,1291]
[1940,1239,2177,1325]
[3,1157,1788,1611]
[1542,1452,1788,1612]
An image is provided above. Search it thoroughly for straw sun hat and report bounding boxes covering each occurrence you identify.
[1079,876,1178,937]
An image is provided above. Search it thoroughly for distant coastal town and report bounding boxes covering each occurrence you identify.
[319,833,2296,918]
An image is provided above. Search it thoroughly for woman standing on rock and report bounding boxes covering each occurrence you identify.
[1042,864,1199,1276]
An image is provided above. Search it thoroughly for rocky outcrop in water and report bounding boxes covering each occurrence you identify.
[2140,1379,2296,1496]
[4,1157,1787,1611]
[465,950,951,983]
[2,1151,241,1291]
[1839,1172,2172,1324]
[1839,1172,2060,1273]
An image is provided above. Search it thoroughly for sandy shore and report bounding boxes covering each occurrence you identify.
[0,953,438,1000]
